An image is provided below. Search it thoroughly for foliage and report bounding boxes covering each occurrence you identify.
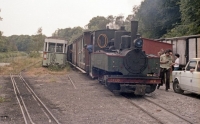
[0,52,27,62]
[4,34,45,53]
[52,26,83,43]
[28,52,41,58]
[0,56,42,75]
[48,63,69,71]
[165,0,200,37]
[134,0,181,39]
[87,16,110,30]
[0,32,10,52]
[180,0,200,34]
[48,64,63,71]
[31,27,45,53]
[124,15,134,31]
[0,97,5,103]
[7,35,31,51]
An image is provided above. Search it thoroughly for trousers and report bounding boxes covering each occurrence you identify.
[159,68,170,90]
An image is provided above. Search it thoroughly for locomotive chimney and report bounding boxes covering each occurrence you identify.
[131,21,138,47]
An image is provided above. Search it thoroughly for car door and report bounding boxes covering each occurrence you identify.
[192,61,200,94]
[180,61,196,91]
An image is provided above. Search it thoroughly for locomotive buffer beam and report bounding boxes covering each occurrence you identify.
[106,77,160,84]
[120,84,146,95]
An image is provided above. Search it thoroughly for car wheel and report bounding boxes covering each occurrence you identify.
[173,80,184,94]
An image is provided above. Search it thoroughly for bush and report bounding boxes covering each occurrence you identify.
[48,64,66,71]
[47,63,71,72]
[29,52,40,58]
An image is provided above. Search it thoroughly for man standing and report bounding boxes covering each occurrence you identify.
[157,49,173,91]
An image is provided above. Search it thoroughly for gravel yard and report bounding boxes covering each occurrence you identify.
[0,70,200,124]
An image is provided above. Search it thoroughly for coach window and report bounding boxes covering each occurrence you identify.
[56,43,63,53]
[49,43,55,52]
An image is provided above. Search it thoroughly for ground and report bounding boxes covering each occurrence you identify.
[0,66,200,124]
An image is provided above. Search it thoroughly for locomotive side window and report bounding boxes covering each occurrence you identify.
[186,61,197,71]
[56,43,63,53]
[49,43,55,52]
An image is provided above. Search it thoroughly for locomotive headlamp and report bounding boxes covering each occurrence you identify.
[134,38,143,49]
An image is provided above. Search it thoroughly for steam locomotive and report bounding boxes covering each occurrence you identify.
[67,21,161,95]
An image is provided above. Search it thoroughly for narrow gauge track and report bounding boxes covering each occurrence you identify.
[123,94,193,124]
[10,73,60,124]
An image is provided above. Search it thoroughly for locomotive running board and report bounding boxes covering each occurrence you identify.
[68,61,86,73]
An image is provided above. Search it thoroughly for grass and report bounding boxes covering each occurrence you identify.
[0,52,27,63]
[0,53,71,78]
[0,57,43,75]
[0,96,5,103]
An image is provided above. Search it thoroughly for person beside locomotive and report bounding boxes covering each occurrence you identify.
[157,49,173,91]
[172,53,180,71]
[157,48,164,57]
[84,44,93,53]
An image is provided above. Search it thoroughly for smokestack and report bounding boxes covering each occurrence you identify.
[131,21,138,43]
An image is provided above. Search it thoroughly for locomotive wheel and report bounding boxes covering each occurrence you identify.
[105,82,120,91]
[173,80,184,94]
[145,84,157,93]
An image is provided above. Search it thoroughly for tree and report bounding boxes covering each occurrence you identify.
[124,15,133,31]
[87,16,110,30]
[106,15,116,29]
[115,15,124,28]
[179,0,200,35]
[164,0,200,37]
[52,26,83,43]
[134,0,181,38]
[32,27,45,53]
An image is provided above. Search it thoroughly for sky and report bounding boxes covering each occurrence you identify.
[0,0,142,37]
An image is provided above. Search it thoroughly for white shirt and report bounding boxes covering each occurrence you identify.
[174,58,179,67]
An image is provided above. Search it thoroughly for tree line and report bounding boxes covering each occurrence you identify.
[0,0,200,53]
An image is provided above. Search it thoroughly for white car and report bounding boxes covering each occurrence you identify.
[172,58,200,94]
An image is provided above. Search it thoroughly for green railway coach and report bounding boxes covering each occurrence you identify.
[42,37,68,66]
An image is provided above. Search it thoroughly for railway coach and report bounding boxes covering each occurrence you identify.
[42,37,68,66]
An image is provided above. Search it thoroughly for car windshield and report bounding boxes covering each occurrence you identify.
[186,61,197,71]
